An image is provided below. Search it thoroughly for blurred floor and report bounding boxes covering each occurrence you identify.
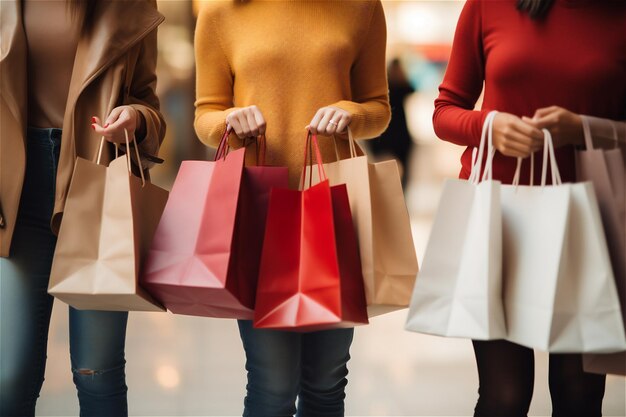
[36,132,626,416]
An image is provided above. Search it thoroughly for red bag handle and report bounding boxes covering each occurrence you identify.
[299,129,327,190]
[214,128,267,165]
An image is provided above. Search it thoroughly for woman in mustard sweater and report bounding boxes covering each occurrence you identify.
[194,0,390,415]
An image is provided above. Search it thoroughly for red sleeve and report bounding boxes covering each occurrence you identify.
[433,0,490,148]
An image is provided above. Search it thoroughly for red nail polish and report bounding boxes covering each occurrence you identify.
[91,124,96,130]
[91,117,97,123]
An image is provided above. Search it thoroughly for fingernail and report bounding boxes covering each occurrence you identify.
[91,117,97,123]
[91,124,96,130]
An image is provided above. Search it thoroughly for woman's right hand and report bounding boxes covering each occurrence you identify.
[492,112,544,157]
[226,105,266,139]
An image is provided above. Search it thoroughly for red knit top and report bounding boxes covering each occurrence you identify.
[433,0,626,184]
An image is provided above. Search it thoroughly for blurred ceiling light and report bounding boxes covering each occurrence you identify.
[394,2,463,45]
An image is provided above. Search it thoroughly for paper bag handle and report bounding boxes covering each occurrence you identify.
[330,127,366,162]
[300,130,327,190]
[469,110,498,185]
[93,128,146,187]
[581,115,619,151]
[215,128,268,166]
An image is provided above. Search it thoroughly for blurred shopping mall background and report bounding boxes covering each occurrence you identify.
[37,1,625,416]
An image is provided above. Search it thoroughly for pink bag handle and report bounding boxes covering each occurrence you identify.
[300,130,327,190]
[215,128,268,165]
[581,115,619,151]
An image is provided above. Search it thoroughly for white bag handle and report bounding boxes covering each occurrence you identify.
[540,128,562,187]
[469,110,498,185]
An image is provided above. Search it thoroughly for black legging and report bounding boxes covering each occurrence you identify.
[473,340,606,417]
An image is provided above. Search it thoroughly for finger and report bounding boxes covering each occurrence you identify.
[532,106,558,120]
[309,109,325,134]
[228,117,245,138]
[93,124,110,137]
[237,112,252,137]
[335,113,351,134]
[252,109,267,135]
[527,114,558,132]
[104,111,132,134]
[245,110,260,137]
[512,118,544,141]
[498,143,532,158]
[105,107,125,127]
[499,133,538,156]
[319,109,337,136]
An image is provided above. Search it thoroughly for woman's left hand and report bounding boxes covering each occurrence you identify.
[92,106,144,143]
[308,106,351,136]
[522,106,584,148]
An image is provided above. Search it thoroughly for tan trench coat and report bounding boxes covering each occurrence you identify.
[0,0,166,257]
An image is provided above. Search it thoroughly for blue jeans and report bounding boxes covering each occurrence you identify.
[238,320,354,417]
[0,128,129,417]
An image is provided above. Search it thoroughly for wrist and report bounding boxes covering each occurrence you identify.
[570,114,584,146]
[134,110,147,143]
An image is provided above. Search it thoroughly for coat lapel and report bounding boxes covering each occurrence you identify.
[67,0,164,105]
[0,0,27,141]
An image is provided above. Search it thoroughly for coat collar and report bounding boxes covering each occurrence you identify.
[0,0,164,130]
[68,0,164,97]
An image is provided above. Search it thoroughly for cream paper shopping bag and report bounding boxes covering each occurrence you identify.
[49,132,167,311]
[406,111,506,339]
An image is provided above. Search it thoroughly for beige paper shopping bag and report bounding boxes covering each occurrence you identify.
[312,130,418,316]
[406,111,506,339]
[578,116,626,374]
[49,132,167,311]
[503,129,625,353]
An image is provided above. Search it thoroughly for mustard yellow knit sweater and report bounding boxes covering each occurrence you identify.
[194,0,391,187]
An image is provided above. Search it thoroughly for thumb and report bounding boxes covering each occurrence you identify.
[105,107,125,127]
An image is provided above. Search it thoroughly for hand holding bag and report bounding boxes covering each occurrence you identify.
[502,129,626,353]
[141,131,288,319]
[253,131,368,331]
[49,130,167,311]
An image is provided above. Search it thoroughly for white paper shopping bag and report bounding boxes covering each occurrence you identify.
[502,130,626,353]
[406,111,506,339]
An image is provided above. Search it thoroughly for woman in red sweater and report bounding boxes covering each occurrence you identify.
[433,0,625,416]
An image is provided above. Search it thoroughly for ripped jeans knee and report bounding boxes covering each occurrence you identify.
[71,363,128,417]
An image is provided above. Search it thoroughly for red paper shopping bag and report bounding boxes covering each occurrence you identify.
[253,132,368,331]
[141,133,288,318]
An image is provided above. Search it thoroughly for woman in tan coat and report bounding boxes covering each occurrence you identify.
[0,1,165,415]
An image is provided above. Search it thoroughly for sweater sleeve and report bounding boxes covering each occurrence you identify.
[193,7,236,148]
[433,0,489,148]
[332,1,391,140]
